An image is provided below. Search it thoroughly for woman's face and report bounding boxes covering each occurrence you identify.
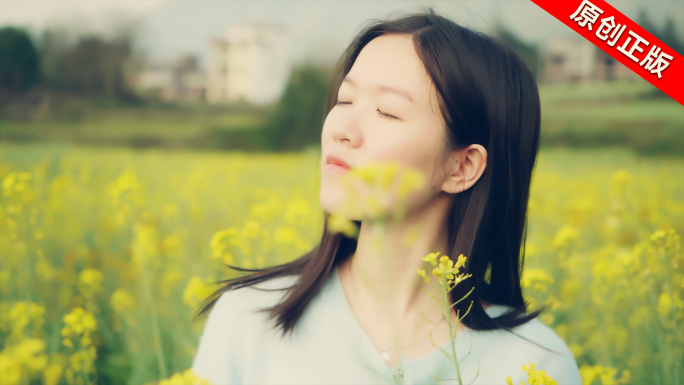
[320,34,452,217]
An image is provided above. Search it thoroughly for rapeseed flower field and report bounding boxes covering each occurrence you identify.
[0,143,682,384]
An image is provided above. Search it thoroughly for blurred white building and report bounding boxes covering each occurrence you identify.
[134,55,207,102]
[542,35,639,83]
[543,35,597,82]
[207,22,291,106]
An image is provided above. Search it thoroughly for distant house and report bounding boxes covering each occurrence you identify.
[542,35,639,83]
[135,55,207,102]
[207,22,291,106]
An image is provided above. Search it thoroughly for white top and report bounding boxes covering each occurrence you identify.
[192,265,582,384]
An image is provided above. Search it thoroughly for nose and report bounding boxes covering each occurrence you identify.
[331,104,363,148]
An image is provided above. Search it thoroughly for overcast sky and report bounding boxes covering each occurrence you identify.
[1,0,682,69]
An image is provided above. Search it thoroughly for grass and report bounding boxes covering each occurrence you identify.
[1,78,682,155]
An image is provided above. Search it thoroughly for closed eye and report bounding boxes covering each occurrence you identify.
[335,101,399,121]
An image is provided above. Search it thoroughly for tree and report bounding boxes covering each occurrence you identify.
[0,27,41,93]
[39,31,139,102]
[637,9,683,56]
[61,36,134,99]
[262,63,331,151]
[490,22,540,79]
[659,17,683,56]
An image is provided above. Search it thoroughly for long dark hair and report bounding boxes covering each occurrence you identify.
[198,8,546,339]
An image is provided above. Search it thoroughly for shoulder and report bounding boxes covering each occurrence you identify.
[484,306,582,384]
[514,319,581,384]
[207,273,301,327]
[192,273,301,384]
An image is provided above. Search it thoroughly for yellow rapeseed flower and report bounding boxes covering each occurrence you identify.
[3,144,683,385]
[183,276,217,309]
[0,353,21,385]
[417,269,430,283]
[210,227,239,263]
[422,252,440,266]
[609,169,634,196]
[132,223,159,265]
[110,289,136,314]
[273,226,311,251]
[2,172,32,198]
[108,171,142,206]
[579,364,625,385]
[327,213,359,239]
[515,362,558,385]
[78,268,104,294]
[433,256,455,281]
[551,225,579,249]
[0,338,48,383]
[397,169,425,200]
[9,301,46,338]
[522,268,555,292]
[241,220,261,239]
[421,253,471,286]
[454,254,467,270]
[336,161,425,221]
[15,339,48,372]
[44,362,63,385]
[158,368,211,385]
[61,307,97,343]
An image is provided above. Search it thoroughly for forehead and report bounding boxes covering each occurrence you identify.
[345,34,439,112]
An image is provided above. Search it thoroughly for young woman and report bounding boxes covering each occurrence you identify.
[192,9,581,385]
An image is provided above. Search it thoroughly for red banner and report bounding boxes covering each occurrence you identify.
[531,0,683,105]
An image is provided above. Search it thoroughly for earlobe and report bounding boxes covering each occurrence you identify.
[441,166,464,195]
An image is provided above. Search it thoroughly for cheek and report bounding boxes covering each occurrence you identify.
[385,142,442,208]
[319,115,443,216]
[369,132,436,179]
[403,173,440,210]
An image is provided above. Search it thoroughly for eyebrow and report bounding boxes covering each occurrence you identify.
[341,76,414,104]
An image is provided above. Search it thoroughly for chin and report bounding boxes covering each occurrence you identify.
[319,187,341,214]
[319,182,352,217]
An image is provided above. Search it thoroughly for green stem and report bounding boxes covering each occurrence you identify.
[663,252,680,385]
[444,279,462,385]
[82,358,91,385]
[646,280,666,384]
[139,264,168,379]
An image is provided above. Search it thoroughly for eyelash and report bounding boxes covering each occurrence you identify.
[335,101,399,121]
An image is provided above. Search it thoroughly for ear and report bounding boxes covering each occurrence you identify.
[441,144,487,194]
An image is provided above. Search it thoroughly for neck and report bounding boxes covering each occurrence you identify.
[348,191,456,330]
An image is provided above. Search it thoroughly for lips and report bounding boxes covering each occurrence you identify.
[324,154,351,174]
[326,155,350,169]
